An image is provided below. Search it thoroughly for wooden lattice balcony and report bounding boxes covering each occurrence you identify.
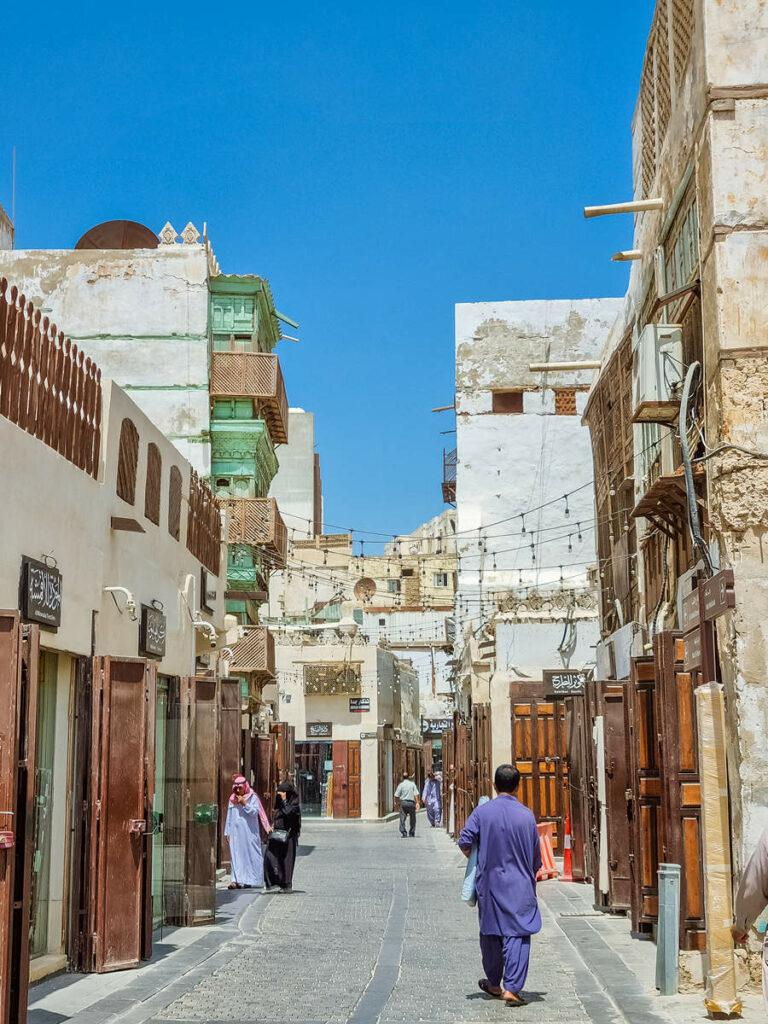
[209,352,288,444]
[229,626,275,679]
[222,497,287,565]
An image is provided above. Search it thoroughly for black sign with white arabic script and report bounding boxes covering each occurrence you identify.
[307,722,332,738]
[20,557,62,630]
[422,718,453,735]
[139,604,167,659]
[542,669,588,696]
[349,697,371,713]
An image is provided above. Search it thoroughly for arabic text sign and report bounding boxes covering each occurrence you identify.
[542,669,587,696]
[139,604,167,659]
[20,556,62,629]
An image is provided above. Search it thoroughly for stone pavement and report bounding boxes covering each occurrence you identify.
[29,817,763,1024]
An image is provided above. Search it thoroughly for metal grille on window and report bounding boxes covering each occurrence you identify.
[304,663,362,696]
[116,418,139,504]
[144,443,162,525]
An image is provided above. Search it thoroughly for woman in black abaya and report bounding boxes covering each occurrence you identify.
[264,781,301,893]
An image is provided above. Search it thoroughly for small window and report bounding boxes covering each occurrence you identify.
[387,579,400,593]
[554,388,578,416]
[402,568,415,578]
[433,572,449,588]
[116,418,139,504]
[168,466,182,540]
[492,390,524,414]
[144,443,162,525]
[378,617,386,626]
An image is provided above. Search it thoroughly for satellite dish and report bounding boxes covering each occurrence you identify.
[75,220,160,250]
[354,578,377,602]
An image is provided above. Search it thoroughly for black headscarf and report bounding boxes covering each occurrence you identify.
[274,781,301,837]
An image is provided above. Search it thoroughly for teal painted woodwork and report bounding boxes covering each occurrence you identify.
[210,417,278,493]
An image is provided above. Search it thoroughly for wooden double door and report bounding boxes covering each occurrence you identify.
[511,696,569,850]
[332,740,361,818]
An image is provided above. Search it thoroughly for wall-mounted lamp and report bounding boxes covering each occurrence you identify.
[104,586,137,621]
[192,618,218,648]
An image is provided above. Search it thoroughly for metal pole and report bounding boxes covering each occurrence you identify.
[656,863,681,995]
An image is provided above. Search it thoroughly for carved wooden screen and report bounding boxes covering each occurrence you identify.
[144,442,162,525]
[116,418,139,504]
[655,632,706,950]
[625,657,663,936]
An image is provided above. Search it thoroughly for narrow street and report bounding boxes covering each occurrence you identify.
[28,820,758,1024]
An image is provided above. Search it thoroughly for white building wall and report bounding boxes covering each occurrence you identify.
[268,409,318,539]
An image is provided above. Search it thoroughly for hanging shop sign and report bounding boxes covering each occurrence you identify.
[139,604,167,659]
[20,556,62,630]
[683,627,703,671]
[349,697,371,713]
[543,669,588,696]
[681,588,701,632]
[422,718,453,734]
[307,721,332,739]
[702,569,735,622]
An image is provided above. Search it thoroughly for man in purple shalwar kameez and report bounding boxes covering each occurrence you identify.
[422,771,442,827]
[459,764,542,1007]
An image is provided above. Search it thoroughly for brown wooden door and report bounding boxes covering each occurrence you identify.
[332,741,349,818]
[0,614,38,1024]
[348,741,361,818]
[442,727,455,834]
[182,677,218,926]
[454,723,471,835]
[472,704,493,802]
[511,699,568,849]
[378,740,387,817]
[89,657,155,972]
[564,694,589,882]
[253,734,275,820]
[271,722,296,785]
[625,657,662,937]
[218,679,241,869]
[600,684,632,910]
[67,657,93,970]
[655,632,706,950]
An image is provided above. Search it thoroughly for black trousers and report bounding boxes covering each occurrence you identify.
[399,801,416,836]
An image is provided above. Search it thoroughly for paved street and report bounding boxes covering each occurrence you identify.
[29,818,762,1024]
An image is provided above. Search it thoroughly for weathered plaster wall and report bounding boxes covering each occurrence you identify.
[0,203,13,250]
[0,246,211,473]
[0,380,225,673]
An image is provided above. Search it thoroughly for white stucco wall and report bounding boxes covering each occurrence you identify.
[268,409,318,539]
[0,380,226,673]
[0,246,211,474]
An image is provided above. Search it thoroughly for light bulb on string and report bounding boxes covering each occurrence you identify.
[563,494,570,516]
[521,514,526,535]
[577,522,583,542]
[568,535,573,553]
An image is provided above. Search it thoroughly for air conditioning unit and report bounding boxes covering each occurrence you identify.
[637,424,677,498]
[632,324,684,423]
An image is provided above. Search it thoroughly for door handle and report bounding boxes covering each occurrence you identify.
[129,819,147,835]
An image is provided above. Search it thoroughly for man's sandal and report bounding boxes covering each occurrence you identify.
[478,980,502,998]
[503,992,526,1006]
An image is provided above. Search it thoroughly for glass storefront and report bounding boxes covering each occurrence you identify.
[296,742,334,816]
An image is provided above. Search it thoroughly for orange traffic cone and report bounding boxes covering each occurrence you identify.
[536,822,558,881]
[561,815,574,882]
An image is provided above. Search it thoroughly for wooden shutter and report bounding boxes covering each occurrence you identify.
[116,418,139,504]
[89,657,154,972]
[564,693,590,882]
[0,615,38,1024]
[625,657,663,935]
[144,442,162,525]
[347,742,361,818]
[600,683,632,910]
[332,741,349,819]
[218,679,242,869]
[655,632,706,950]
[168,466,182,540]
[181,677,218,926]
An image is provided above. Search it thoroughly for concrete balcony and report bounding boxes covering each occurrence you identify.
[222,497,287,566]
[210,352,288,444]
[228,626,275,679]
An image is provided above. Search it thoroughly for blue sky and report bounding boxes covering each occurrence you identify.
[2,1,654,546]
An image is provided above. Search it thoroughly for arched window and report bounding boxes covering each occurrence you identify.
[168,466,182,540]
[145,443,162,525]
[116,418,139,504]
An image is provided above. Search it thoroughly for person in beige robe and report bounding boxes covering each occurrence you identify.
[732,826,768,1012]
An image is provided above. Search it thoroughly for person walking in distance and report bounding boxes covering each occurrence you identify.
[459,764,541,1007]
[264,781,302,893]
[394,771,420,837]
[422,771,442,827]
